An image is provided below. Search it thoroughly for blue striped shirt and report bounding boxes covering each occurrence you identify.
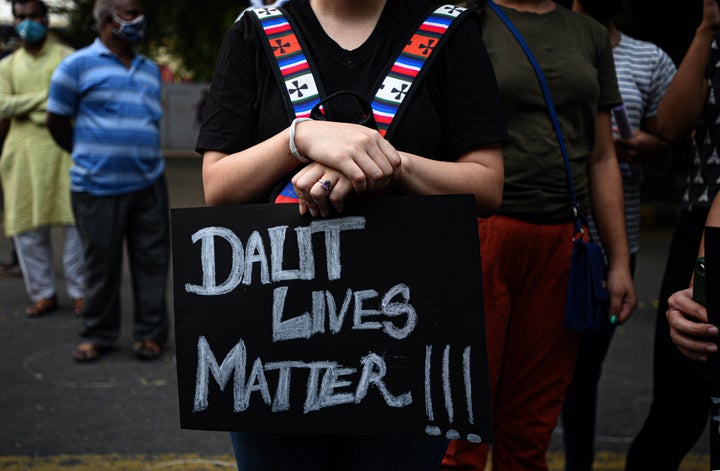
[47,38,164,196]
[590,33,676,254]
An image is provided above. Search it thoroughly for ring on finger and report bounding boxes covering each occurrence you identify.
[319,179,333,191]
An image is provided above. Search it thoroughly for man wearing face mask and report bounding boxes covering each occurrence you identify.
[0,0,84,317]
[46,0,169,363]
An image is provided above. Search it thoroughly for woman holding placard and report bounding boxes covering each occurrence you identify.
[196,0,507,469]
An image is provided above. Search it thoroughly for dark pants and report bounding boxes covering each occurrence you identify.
[561,255,635,471]
[71,177,170,347]
[624,210,711,470]
[229,432,449,471]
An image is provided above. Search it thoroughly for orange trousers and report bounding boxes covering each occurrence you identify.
[442,216,579,471]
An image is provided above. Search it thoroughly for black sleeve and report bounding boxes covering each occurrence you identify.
[196,16,262,155]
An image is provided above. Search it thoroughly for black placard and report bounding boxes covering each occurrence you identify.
[704,227,720,470]
[171,195,491,443]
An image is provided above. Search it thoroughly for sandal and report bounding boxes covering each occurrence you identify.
[132,340,163,360]
[72,298,84,317]
[25,295,58,317]
[73,342,107,363]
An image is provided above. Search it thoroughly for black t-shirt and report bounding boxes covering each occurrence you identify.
[197,0,507,169]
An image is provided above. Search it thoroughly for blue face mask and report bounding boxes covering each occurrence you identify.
[15,19,47,45]
[112,14,146,45]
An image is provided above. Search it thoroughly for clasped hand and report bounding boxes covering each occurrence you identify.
[291,121,402,217]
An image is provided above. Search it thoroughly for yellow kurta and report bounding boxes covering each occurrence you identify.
[0,39,74,237]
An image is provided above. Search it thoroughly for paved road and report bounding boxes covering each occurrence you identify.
[0,157,711,470]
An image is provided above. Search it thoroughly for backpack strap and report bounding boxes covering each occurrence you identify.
[252,5,471,203]
[371,4,470,139]
[251,7,324,122]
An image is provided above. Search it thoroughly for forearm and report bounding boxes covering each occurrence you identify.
[46,113,74,153]
[202,128,301,206]
[0,90,47,119]
[656,26,717,141]
[396,144,504,216]
[587,112,638,323]
[588,111,631,268]
[588,156,630,269]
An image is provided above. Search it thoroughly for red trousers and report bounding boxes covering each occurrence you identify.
[442,216,579,471]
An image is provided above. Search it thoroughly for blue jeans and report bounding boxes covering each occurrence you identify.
[229,432,449,470]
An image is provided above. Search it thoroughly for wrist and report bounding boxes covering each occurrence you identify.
[289,118,312,163]
[696,22,719,42]
[607,253,630,272]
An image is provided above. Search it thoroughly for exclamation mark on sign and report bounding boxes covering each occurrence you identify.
[463,346,474,427]
[424,344,483,443]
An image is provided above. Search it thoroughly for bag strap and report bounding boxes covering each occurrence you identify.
[485,0,585,236]
[252,4,470,138]
[371,4,470,138]
[251,7,324,122]
[252,4,471,203]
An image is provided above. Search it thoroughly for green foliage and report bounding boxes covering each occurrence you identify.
[51,0,246,82]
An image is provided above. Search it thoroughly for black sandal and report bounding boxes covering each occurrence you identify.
[132,340,163,360]
[26,295,58,317]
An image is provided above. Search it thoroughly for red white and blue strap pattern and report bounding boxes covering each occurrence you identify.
[256,4,466,203]
[371,4,466,137]
[252,7,321,119]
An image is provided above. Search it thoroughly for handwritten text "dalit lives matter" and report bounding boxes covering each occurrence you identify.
[183,216,421,416]
[180,215,483,443]
[183,217,418,342]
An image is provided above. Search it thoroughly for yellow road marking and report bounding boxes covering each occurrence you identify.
[0,452,710,470]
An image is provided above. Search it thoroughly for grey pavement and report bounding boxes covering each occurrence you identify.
[0,157,233,461]
[0,156,710,467]
[548,227,711,457]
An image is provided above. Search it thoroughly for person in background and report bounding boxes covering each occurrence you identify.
[0,115,20,277]
[0,26,19,276]
[0,0,83,316]
[442,0,637,469]
[625,1,720,468]
[198,0,506,468]
[0,119,7,156]
[560,1,676,469]
[46,0,169,363]
[666,189,720,363]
